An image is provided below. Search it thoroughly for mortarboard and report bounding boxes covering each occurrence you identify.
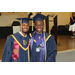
[33,13,47,23]
[16,18,32,24]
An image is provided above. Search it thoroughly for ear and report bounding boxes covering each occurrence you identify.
[42,24,44,27]
[19,23,22,28]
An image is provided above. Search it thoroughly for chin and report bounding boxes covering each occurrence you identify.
[38,31,41,33]
[37,31,42,33]
[23,31,28,33]
[24,32,27,33]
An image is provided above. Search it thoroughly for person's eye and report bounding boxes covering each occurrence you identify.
[40,25,42,26]
[27,25,29,27]
[36,25,38,26]
[23,24,25,26]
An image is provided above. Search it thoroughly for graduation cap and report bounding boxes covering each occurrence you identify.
[33,13,47,23]
[16,18,32,24]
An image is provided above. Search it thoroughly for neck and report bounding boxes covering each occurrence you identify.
[21,31,27,36]
[36,31,43,34]
[22,32,27,36]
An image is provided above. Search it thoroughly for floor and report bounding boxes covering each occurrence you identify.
[57,35,75,52]
[0,35,75,61]
[0,38,6,60]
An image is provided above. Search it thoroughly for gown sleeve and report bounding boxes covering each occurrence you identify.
[46,36,57,62]
[2,36,14,62]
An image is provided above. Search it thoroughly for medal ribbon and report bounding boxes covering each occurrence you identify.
[39,37,45,62]
[35,31,43,46]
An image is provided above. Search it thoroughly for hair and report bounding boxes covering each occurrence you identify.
[72,12,75,14]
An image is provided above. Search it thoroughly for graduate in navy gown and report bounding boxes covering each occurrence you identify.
[2,18,31,62]
[29,13,57,62]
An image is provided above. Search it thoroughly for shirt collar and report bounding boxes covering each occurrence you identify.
[19,31,27,37]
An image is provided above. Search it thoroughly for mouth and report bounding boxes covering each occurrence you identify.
[23,28,28,31]
[22,28,29,32]
[37,29,41,31]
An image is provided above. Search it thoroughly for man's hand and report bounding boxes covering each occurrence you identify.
[72,19,75,22]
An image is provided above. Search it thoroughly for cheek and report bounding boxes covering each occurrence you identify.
[22,26,24,29]
[27,26,29,29]
[27,27,29,30]
[40,26,44,29]
[34,26,37,29]
[42,26,44,28]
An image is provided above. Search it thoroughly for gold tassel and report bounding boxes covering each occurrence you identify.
[14,60,17,62]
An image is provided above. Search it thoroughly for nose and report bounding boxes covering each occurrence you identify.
[24,25,26,28]
[38,25,41,28]
[24,25,28,28]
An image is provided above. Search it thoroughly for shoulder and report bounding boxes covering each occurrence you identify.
[70,16,73,19]
[44,32,52,42]
[13,32,20,36]
[7,35,13,39]
[7,33,19,38]
[28,33,32,38]
[10,32,21,38]
[5,35,14,44]
[7,33,19,40]
[45,32,56,44]
[28,32,35,38]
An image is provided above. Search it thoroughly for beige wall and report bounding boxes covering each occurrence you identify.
[41,12,72,33]
[0,12,28,27]
[41,12,71,25]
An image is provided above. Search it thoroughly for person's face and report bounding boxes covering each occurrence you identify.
[21,23,29,33]
[34,21,44,33]
[72,13,74,16]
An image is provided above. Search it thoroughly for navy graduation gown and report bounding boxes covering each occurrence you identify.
[29,31,57,62]
[2,32,30,62]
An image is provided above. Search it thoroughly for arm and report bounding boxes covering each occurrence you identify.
[72,19,75,22]
[68,17,73,25]
[70,17,75,22]
[46,36,57,62]
[2,36,14,62]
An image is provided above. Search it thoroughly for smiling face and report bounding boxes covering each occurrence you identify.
[21,23,29,33]
[34,21,44,34]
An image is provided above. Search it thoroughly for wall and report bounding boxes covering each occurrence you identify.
[41,12,71,25]
[0,12,28,27]
[41,12,72,33]
[0,12,72,25]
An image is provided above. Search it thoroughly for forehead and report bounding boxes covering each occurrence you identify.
[35,20,43,24]
[22,23,29,25]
